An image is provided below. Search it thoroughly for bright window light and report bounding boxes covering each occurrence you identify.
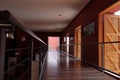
[114,10,120,15]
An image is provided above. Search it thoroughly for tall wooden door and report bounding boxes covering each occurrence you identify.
[74,26,81,59]
[104,14,120,73]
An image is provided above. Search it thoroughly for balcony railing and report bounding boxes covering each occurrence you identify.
[60,41,120,79]
[0,10,48,80]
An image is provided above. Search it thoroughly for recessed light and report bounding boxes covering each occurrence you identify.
[58,14,62,16]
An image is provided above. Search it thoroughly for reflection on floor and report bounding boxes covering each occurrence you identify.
[45,50,116,80]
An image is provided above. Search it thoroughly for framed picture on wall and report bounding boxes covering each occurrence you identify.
[83,22,95,36]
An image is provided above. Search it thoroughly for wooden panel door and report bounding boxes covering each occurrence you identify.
[74,26,81,59]
[104,14,120,73]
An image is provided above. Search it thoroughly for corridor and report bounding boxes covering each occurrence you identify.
[44,50,116,80]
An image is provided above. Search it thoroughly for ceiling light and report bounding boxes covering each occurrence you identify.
[114,10,120,15]
[58,14,62,16]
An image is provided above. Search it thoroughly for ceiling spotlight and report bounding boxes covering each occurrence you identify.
[58,14,62,16]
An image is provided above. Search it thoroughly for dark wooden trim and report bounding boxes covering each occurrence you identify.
[30,39,34,80]
[0,28,6,80]
[0,10,10,20]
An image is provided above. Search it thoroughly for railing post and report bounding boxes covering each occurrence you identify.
[0,28,6,80]
[39,44,47,80]
[101,43,105,69]
[30,39,33,80]
[81,43,84,63]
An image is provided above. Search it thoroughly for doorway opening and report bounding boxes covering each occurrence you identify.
[99,1,120,74]
[64,33,70,54]
[48,36,60,51]
[48,36,60,63]
[66,36,69,54]
[74,26,81,59]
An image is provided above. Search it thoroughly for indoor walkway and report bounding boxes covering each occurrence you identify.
[44,50,116,80]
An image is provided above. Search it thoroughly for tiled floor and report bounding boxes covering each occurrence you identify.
[44,50,116,80]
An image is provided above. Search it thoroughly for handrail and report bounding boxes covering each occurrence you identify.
[18,68,29,80]
[6,46,43,52]
[0,10,47,45]
[60,50,79,59]
[59,49,120,79]
[4,57,30,74]
[60,41,120,46]
[83,59,120,79]
[60,41,120,79]
[6,47,30,52]
[39,52,48,80]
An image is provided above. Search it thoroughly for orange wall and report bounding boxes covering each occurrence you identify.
[61,0,118,65]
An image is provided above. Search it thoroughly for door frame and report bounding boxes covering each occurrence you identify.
[74,26,81,59]
[66,33,69,54]
[98,1,120,67]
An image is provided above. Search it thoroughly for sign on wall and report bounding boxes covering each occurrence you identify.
[83,22,95,36]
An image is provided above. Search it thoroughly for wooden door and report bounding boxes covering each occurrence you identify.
[74,26,81,59]
[104,14,120,73]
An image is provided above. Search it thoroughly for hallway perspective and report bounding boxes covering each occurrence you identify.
[44,50,116,80]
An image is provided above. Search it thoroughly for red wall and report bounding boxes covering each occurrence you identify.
[48,37,59,50]
[61,0,118,65]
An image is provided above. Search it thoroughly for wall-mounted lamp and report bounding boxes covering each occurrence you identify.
[6,32,14,39]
